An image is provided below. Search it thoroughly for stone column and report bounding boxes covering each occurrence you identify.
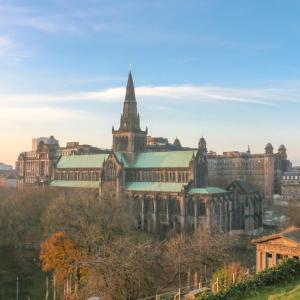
[179,197,186,231]
[261,252,267,271]
[256,250,262,273]
[224,200,228,232]
[153,196,157,233]
[272,252,277,267]
[166,196,170,229]
[206,200,211,231]
[141,196,145,231]
[194,201,198,230]
[218,199,223,232]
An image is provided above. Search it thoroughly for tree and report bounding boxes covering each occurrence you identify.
[80,237,163,300]
[0,187,59,246]
[40,231,88,298]
[163,229,236,289]
[42,191,133,252]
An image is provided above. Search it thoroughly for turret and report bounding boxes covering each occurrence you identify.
[173,137,182,148]
[265,143,274,155]
[278,144,287,159]
[198,136,207,154]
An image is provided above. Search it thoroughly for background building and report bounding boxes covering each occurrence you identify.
[207,145,291,201]
[281,171,300,202]
[0,163,17,188]
[17,137,110,187]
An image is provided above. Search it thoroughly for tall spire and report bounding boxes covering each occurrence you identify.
[112,70,148,154]
[125,71,136,103]
[119,71,141,131]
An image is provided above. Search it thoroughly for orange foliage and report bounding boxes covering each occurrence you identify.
[40,231,88,284]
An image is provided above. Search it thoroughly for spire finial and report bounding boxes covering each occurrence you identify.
[129,63,132,72]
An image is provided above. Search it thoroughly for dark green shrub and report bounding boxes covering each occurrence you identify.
[196,259,300,300]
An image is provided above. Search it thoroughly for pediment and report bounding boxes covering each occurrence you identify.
[263,237,300,248]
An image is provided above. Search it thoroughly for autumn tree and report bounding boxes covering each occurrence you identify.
[40,231,88,298]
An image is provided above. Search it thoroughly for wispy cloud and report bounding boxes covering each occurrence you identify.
[0,3,112,37]
[0,36,14,55]
[2,83,300,107]
[0,107,100,122]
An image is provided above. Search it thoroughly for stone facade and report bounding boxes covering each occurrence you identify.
[252,227,300,272]
[17,71,263,235]
[17,139,109,188]
[207,144,291,201]
[281,171,300,201]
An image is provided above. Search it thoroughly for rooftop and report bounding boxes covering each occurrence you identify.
[252,227,300,244]
[50,180,99,188]
[126,181,186,193]
[132,150,195,169]
[189,187,228,195]
[56,154,109,169]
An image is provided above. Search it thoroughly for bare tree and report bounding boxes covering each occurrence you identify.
[80,237,163,300]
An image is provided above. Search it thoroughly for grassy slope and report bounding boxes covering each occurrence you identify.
[241,279,300,300]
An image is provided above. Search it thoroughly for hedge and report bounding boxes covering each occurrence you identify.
[197,258,300,300]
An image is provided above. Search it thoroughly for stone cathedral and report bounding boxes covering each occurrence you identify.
[17,72,263,235]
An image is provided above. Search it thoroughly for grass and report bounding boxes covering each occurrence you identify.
[241,278,300,300]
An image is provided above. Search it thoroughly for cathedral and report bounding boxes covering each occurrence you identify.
[17,72,263,235]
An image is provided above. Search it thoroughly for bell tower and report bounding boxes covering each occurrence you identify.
[112,71,147,154]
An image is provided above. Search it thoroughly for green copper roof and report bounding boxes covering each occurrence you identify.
[56,154,108,169]
[132,150,195,169]
[189,187,228,195]
[126,181,187,192]
[50,180,99,188]
[114,152,129,168]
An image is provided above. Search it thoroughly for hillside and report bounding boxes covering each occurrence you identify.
[242,279,300,300]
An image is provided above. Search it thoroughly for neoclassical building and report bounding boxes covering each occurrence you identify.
[17,72,263,234]
[252,227,300,272]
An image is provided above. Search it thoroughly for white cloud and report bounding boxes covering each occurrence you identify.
[2,83,300,107]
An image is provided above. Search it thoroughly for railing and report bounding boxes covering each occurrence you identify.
[137,281,211,300]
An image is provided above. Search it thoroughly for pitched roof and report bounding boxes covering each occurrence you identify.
[132,150,195,169]
[56,154,108,169]
[114,152,129,168]
[283,230,300,243]
[189,187,228,195]
[228,180,258,193]
[50,180,99,188]
[126,181,186,193]
[252,227,300,244]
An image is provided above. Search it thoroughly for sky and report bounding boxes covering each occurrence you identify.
[1,0,300,165]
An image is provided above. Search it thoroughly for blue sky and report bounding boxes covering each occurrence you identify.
[1,0,300,165]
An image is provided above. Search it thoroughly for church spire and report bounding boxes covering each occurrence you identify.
[125,71,136,103]
[119,71,141,131]
[112,70,147,154]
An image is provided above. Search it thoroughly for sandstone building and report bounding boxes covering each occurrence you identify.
[17,72,263,234]
[207,145,291,201]
[252,227,300,272]
[281,171,300,201]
